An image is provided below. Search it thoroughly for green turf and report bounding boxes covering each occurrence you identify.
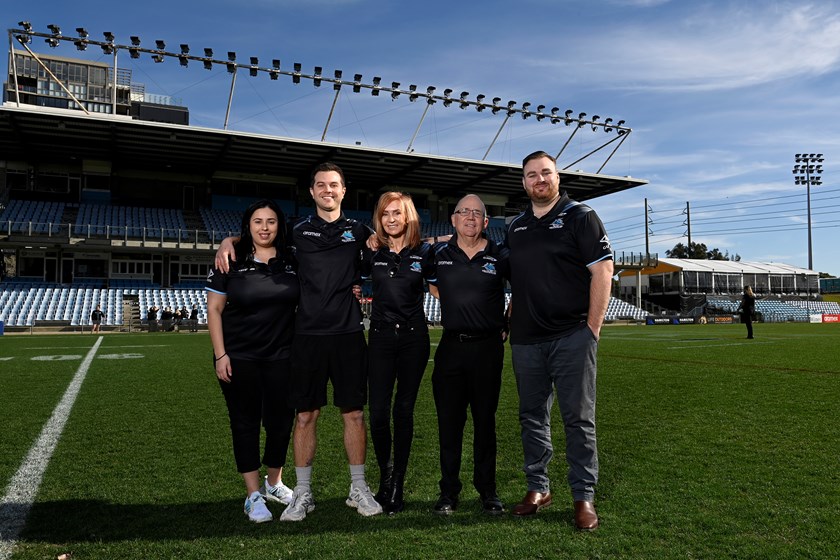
[1,324,839,559]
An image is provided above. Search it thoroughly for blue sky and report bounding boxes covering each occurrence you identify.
[11,0,840,275]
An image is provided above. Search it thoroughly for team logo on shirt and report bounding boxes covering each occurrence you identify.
[206,270,215,281]
[410,262,422,273]
[481,263,497,275]
[341,231,356,243]
[600,235,611,250]
[548,216,566,230]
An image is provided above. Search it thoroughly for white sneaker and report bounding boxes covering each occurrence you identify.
[346,483,383,517]
[262,476,294,505]
[244,491,273,523]
[280,487,315,522]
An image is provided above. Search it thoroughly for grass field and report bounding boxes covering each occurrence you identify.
[1,323,839,559]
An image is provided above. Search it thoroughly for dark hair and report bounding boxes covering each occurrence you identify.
[235,199,286,263]
[522,150,556,168]
[310,162,346,187]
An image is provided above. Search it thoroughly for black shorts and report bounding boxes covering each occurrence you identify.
[290,331,368,411]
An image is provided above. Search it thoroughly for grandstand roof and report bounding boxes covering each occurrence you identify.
[0,104,647,205]
[632,258,815,276]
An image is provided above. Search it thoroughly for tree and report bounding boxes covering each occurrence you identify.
[666,242,740,261]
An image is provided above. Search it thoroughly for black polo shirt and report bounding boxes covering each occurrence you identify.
[292,214,373,335]
[428,235,510,333]
[361,243,435,325]
[206,255,299,361]
[505,193,612,344]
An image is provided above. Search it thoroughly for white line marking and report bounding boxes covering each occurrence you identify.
[0,336,103,560]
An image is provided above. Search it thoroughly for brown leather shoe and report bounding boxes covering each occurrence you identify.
[574,500,599,531]
[511,491,552,517]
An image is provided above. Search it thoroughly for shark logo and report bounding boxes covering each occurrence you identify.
[481,263,497,275]
[600,235,611,250]
[548,217,565,230]
[207,269,215,280]
[410,262,422,273]
[341,231,356,242]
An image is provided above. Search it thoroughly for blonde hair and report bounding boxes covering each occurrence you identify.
[374,191,422,249]
[745,286,754,297]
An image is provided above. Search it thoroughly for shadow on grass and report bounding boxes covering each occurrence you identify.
[15,496,579,543]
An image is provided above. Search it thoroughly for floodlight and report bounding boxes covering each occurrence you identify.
[426,86,436,104]
[129,48,140,59]
[536,104,545,120]
[333,69,343,90]
[46,37,60,48]
[459,91,469,109]
[391,82,400,100]
[603,117,613,132]
[443,89,453,107]
[179,56,188,67]
[521,102,532,118]
[506,100,517,115]
[152,54,164,63]
[313,66,322,87]
[155,39,166,50]
[204,48,213,57]
[250,57,259,77]
[76,27,89,39]
[74,39,88,51]
[103,32,115,42]
[591,114,600,131]
[228,51,236,61]
[270,59,280,80]
[476,94,486,111]
[491,97,502,114]
[47,24,61,36]
[372,76,381,96]
[293,62,302,83]
[179,44,189,54]
[353,74,362,93]
[409,84,418,102]
[101,44,114,54]
[130,36,141,46]
[18,21,33,32]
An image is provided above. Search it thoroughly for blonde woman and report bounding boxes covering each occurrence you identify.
[362,192,435,514]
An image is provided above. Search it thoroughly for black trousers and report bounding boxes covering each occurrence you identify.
[432,331,504,497]
[219,357,295,473]
[368,323,430,473]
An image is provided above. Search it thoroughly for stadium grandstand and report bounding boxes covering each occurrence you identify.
[617,258,832,323]
[1,22,651,333]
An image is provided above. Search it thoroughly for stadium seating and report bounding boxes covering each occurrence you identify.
[0,199,66,235]
[0,283,208,328]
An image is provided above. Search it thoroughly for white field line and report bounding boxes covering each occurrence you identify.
[0,336,103,560]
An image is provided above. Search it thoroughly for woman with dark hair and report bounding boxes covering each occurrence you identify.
[363,191,435,514]
[206,199,299,523]
[738,285,756,339]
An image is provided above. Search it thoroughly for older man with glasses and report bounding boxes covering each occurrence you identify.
[427,194,511,516]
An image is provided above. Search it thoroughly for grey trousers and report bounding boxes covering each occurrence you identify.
[511,325,598,501]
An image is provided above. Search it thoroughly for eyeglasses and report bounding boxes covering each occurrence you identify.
[453,208,484,218]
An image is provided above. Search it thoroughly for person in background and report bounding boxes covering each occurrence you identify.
[506,150,613,531]
[147,305,159,332]
[738,285,756,339]
[90,304,104,333]
[426,194,510,516]
[189,303,200,332]
[206,199,298,523]
[362,191,434,514]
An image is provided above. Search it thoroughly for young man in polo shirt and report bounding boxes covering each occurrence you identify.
[506,151,612,531]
